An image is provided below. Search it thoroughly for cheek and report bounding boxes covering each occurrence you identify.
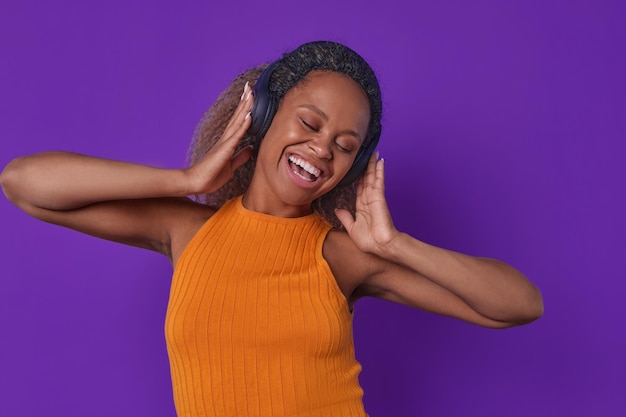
[335,154,357,177]
[256,130,296,169]
[261,116,299,146]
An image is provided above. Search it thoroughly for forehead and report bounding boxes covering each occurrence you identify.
[282,71,370,127]
[288,71,368,104]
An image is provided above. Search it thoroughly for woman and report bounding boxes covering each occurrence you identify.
[0,41,543,416]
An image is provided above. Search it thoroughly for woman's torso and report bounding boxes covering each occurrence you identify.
[164,196,368,417]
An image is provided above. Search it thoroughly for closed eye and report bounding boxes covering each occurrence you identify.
[335,142,352,153]
[336,137,360,154]
[301,119,319,132]
[300,116,357,153]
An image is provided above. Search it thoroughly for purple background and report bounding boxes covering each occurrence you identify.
[1,1,624,416]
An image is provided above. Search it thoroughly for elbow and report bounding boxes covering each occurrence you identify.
[509,285,544,327]
[0,157,22,205]
[525,285,544,322]
[484,285,544,329]
[499,265,544,327]
[1,156,39,213]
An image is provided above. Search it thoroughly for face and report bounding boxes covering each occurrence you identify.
[251,71,371,212]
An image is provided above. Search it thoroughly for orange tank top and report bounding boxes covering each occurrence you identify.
[165,196,367,417]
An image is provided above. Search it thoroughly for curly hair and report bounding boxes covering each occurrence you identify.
[187,41,383,228]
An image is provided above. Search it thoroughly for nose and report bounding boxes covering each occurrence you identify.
[307,136,333,160]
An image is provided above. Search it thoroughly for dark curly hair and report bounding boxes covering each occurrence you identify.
[187,41,383,228]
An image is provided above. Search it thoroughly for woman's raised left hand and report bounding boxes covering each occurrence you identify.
[335,153,400,255]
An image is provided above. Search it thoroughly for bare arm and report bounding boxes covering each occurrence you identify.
[1,152,192,211]
[335,154,543,328]
[1,83,255,256]
[0,152,203,255]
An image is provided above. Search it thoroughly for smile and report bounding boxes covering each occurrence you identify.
[288,155,322,182]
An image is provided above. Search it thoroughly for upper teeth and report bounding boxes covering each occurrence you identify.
[289,155,321,178]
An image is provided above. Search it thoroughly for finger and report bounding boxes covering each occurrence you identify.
[376,157,385,193]
[355,172,364,196]
[363,152,378,189]
[215,106,254,159]
[355,154,375,207]
[334,208,355,231]
[231,146,253,171]
[220,82,254,143]
[226,104,253,143]
[225,82,251,126]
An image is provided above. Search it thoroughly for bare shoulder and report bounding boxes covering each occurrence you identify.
[323,229,385,305]
[166,198,215,265]
[92,196,215,266]
[127,196,216,265]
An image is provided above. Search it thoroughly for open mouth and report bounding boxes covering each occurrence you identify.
[288,155,322,182]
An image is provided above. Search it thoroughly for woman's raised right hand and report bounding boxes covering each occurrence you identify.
[184,82,255,195]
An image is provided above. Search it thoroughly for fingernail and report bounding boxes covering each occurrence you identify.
[241,81,249,100]
[244,111,251,120]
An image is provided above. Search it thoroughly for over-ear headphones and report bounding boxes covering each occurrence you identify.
[248,61,281,142]
[248,61,379,188]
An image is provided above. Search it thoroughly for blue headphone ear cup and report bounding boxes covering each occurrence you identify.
[249,61,280,139]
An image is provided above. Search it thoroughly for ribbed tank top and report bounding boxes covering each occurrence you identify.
[165,196,367,417]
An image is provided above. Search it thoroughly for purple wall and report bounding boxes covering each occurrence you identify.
[1,1,624,416]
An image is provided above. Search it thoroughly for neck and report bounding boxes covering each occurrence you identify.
[243,180,314,218]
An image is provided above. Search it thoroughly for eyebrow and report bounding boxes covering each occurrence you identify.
[298,104,363,142]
